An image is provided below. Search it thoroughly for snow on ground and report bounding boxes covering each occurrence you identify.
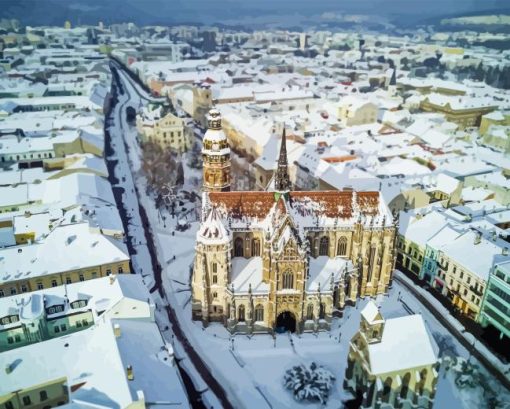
[114,65,510,409]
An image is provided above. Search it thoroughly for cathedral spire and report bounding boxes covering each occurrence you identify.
[274,127,291,192]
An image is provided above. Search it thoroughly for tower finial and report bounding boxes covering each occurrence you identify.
[274,126,291,192]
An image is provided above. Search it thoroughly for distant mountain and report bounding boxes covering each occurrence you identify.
[1,0,510,28]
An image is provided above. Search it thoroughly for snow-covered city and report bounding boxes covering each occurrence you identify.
[1,1,510,408]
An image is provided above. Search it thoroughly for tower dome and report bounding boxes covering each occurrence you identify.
[202,109,231,192]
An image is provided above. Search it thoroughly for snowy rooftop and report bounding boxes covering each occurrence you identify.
[367,314,438,375]
[231,257,268,294]
[0,274,151,328]
[307,256,354,292]
[0,223,129,285]
[0,316,190,408]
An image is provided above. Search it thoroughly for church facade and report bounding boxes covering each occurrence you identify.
[192,109,397,334]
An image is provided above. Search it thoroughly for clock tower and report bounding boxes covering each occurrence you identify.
[202,109,231,192]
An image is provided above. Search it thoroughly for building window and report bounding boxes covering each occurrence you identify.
[14,334,21,342]
[21,285,27,293]
[252,239,261,256]
[5,401,14,409]
[22,396,31,406]
[337,237,347,256]
[234,237,244,257]
[282,271,294,289]
[40,390,48,401]
[118,266,123,274]
[0,289,4,297]
[238,305,245,322]
[37,283,43,290]
[319,303,326,319]
[82,319,88,326]
[7,337,13,344]
[51,280,57,287]
[54,326,60,333]
[10,288,16,295]
[106,269,112,276]
[79,274,85,282]
[255,304,264,321]
[213,292,218,299]
[319,237,329,256]
[368,245,377,282]
[306,304,314,320]
[61,324,67,332]
[66,277,72,284]
[77,321,82,328]
[212,263,217,273]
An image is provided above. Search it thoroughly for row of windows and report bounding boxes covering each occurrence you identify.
[1,151,54,162]
[1,315,19,325]
[234,238,261,257]
[237,304,264,322]
[162,131,182,138]
[6,334,22,344]
[489,284,510,305]
[0,267,123,297]
[4,390,50,408]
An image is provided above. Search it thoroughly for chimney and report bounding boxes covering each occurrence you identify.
[474,232,482,245]
[5,363,13,374]
[503,248,509,256]
[126,365,134,381]
[114,323,121,338]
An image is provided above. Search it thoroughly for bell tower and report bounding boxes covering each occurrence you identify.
[202,109,231,192]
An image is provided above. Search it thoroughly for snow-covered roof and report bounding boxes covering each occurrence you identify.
[231,257,268,294]
[307,256,354,292]
[0,223,129,285]
[367,314,438,375]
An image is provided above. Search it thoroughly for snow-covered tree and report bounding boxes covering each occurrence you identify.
[283,362,335,404]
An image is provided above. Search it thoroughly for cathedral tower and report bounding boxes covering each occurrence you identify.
[202,109,231,192]
[274,128,291,192]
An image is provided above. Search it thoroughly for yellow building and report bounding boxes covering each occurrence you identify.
[137,105,190,152]
[192,112,397,334]
[344,302,440,409]
[420,94,497,130]
[338,96,378,127]
[0,223,130,298]
[479,111,510,135]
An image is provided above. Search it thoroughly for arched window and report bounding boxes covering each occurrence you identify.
[252,239,261,257]
[319,237,329,256]
[282,271,293,289]
[400,373,411,399]
[319,303,326,319]
[368,245,377,282]
[254,304,264,322]
[382,377,392,403]
[238,304,245,322]
[337,237,347,256]
[306,304,314,320]
[234,237,244,257]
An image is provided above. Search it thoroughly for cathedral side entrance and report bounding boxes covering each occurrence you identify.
[276,311,297,333]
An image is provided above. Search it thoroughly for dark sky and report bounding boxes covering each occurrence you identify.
[3,0,510,26]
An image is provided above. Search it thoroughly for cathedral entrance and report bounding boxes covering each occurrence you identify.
[276,311,296,333]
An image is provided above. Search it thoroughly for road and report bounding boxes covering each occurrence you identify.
[107,60,235,409]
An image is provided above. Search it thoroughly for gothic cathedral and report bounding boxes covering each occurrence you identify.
[192,109,397,334]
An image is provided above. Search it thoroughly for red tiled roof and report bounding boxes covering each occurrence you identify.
[208,190,380,219]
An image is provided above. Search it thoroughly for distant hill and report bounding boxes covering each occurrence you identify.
[1,0,510,29]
